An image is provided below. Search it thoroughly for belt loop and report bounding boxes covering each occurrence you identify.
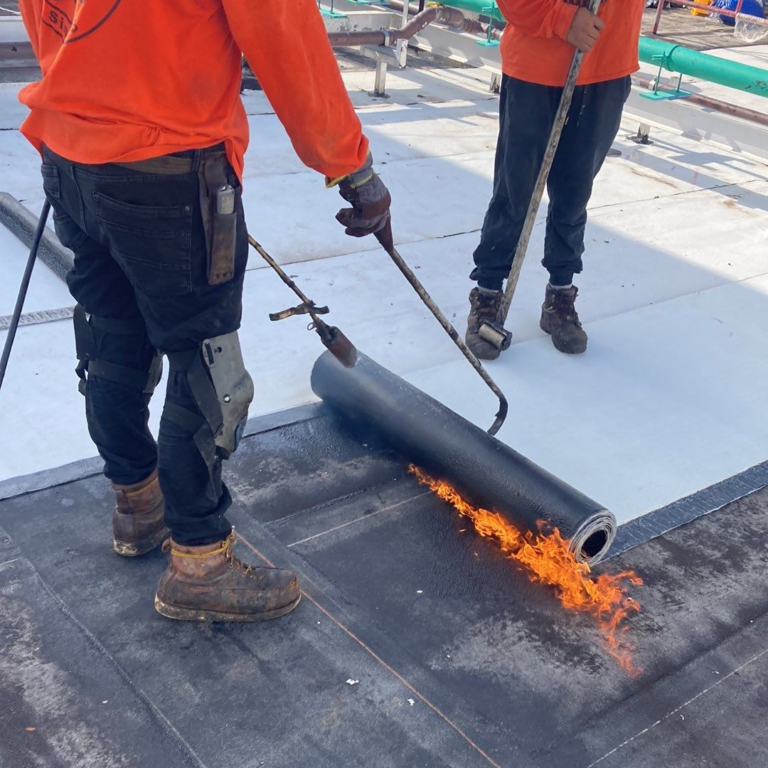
[192,149,203,174]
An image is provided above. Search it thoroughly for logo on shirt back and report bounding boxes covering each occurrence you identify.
[43,0,121,44]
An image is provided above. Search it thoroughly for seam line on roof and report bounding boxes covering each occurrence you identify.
[590,177,766,214]
[29,562,210,768]
[586,645,768,768]
[238,531,505,768]
[287,490,431,547]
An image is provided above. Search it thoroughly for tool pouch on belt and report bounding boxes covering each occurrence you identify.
[199,154,238,286]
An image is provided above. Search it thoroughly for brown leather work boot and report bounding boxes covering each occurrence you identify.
[112,470,170,557]
[154,531,301,622]
[465,287,504,361]
[540,284,588,355]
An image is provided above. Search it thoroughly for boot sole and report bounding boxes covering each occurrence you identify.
[114,527,170,558]
[153,593,301,623]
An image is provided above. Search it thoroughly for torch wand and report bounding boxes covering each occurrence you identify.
[375,231,508,437]
[248,234,357,367]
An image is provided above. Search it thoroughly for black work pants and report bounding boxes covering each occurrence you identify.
[41,146,249,545]
[472,75,631,291]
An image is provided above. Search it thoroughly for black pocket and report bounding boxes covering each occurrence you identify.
[41,163,60,201]
[93,192,193,297]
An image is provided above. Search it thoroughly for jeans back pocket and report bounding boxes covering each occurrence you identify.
[94,191,193,297]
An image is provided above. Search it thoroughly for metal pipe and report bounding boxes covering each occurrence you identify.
[632,73,768,127]
[385,0,493,34]
[327,4,487,48]
[639,37,768,98]
[328,29,391,47]
[328,6,438,47]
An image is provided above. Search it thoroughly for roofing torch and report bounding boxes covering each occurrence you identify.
[247,235,357,368]
[250,228,507,435]
[479,0,603,352]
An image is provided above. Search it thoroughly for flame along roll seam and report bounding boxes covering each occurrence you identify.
[311,351,616,565]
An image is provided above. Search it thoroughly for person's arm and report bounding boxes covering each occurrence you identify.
[496,0,579,40]
[221,0,368,180]
[497,0,606,53]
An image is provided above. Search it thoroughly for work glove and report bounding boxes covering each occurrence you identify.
[329,153,393,251]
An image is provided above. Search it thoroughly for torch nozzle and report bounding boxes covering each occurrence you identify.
[319,324,358,368]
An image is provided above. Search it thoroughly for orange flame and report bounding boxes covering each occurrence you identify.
[409,466,643,675]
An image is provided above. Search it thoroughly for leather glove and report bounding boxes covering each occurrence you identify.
[329,153,392,248]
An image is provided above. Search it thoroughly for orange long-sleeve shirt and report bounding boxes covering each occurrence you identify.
[18,0,368,180]
[497,0,645,87]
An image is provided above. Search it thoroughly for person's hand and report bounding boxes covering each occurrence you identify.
[331,153,392,247]
[566,8,605,53]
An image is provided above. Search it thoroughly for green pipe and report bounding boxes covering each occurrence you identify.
[438,0,506,24]
[639,37,768,98]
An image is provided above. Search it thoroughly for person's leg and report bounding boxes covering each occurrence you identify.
[543,76,630,287]
[65,150,240,546]
[41,149,168,554]
[69,147,298,621]
[467,77,562,359]
[471,77,562,291]
[42,151,161,485]
[540,76,631,354]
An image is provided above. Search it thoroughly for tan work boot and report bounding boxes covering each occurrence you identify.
[154,531,301,622]
[112,470,170,557]
[540,284,588,355]
[465,287,504,360]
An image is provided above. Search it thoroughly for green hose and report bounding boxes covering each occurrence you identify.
[428,6,767,98]
[639,37,768,98]
[437,0,506,24]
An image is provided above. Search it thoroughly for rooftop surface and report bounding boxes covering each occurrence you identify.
[1,405,767,767]
[1,57,766,524]
[1,20,767,768]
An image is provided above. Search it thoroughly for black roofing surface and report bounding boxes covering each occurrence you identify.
[1,404,767,767]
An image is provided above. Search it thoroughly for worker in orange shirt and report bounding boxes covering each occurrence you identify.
[19,0,392,622]
[466,0,644,359]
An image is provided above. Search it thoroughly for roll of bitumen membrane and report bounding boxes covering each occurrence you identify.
[311,351,616,565]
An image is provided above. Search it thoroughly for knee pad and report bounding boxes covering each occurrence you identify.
[202,331,254,457]
[73,305,162,396]
[165,331,253,460]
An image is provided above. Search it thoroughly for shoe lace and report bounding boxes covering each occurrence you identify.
[167,529,255,576]
[221,531,255,576]
[473,291,502,322]
[551,290,582,327]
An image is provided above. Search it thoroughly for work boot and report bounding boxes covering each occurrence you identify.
[465,287,504,361]
[112,470,170,557]
[154,531,301,622]
[540,284,588,355]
